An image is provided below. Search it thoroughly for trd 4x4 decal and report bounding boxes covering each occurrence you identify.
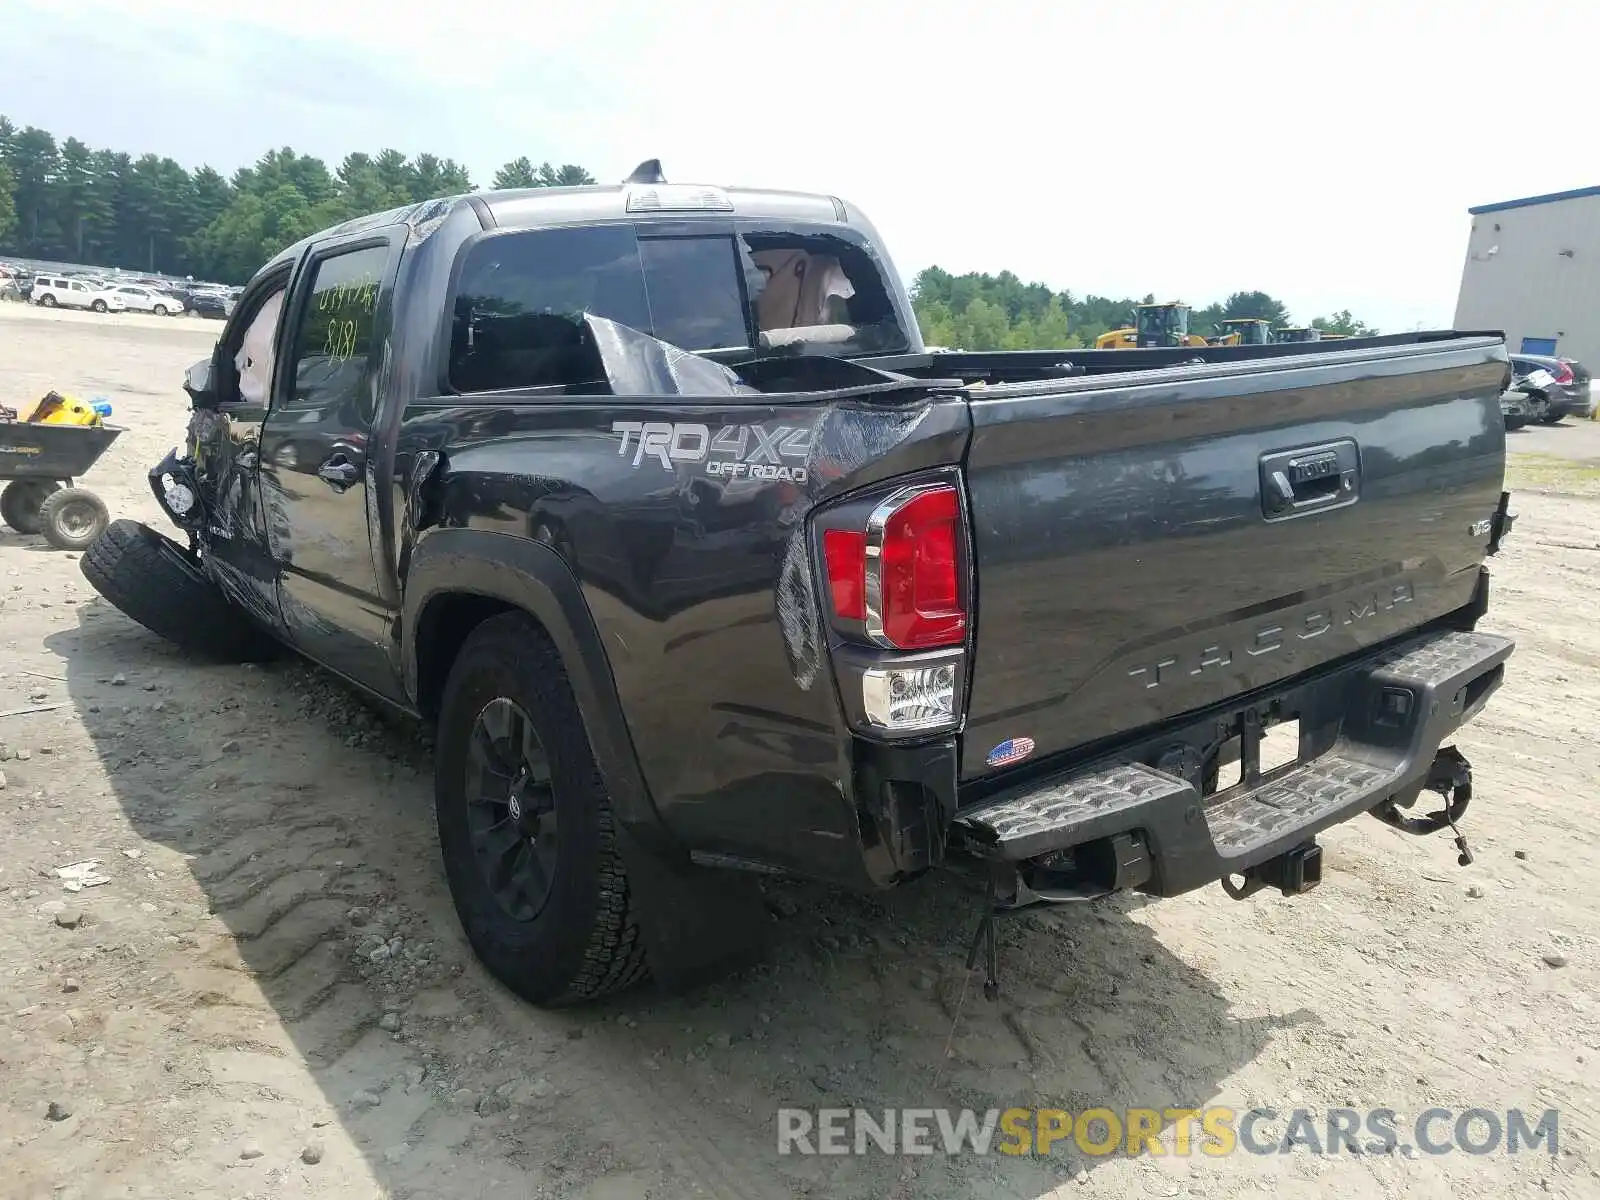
[612,421,812,483]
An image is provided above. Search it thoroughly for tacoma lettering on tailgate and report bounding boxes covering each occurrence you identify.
[1128,582,1415,690]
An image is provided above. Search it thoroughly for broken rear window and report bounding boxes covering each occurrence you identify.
[448,223,909,394]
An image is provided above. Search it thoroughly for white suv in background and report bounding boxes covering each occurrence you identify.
[107,284,184,316]
[32,276,126,313]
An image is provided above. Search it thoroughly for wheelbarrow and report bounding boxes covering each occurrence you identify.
[0,419,121,550]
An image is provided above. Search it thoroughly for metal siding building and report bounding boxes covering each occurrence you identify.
[1454,186,1600,365]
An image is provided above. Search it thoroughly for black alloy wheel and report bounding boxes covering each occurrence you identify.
[464,697,560,922]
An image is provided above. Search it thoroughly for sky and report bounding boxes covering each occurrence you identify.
[4,0,1596,331]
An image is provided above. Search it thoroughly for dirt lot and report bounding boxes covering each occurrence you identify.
[1,301,1597,1200]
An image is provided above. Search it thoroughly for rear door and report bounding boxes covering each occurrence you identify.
[956,340,1509,781]
[259,229,406,700]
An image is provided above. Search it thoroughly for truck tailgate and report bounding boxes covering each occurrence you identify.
[958,338,1508,783]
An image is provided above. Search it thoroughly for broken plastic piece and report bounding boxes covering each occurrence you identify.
[55,861,110,891]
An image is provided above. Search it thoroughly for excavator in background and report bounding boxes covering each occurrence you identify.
[1273,327,1323,344]
[1208,318,1272,347]
[1095,302,1210,349]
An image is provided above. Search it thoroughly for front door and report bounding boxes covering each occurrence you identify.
[259,233,404,701]
[189,268,293,628]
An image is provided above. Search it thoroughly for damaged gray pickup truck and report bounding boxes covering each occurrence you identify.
[82,162,1517,1006]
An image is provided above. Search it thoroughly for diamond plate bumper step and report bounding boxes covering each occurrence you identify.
[953,629,1514,896]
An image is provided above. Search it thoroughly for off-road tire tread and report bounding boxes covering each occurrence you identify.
[437,613,647,1005]
[80,519,278,662]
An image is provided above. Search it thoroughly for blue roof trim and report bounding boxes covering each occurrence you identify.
[1469,185,1600,215]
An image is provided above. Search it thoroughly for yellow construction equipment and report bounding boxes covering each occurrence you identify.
[1272,327,1323,344]
[1207,318,1272,347]
[1095,303,1209,349]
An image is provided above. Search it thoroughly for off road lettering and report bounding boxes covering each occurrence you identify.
[613,420,811,482]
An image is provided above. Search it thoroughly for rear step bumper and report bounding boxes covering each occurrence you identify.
[952,629,1513,898]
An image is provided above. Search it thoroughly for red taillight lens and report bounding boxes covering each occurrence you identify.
[877,486,966,649]
[823,529,867,620]
[1553,362,1574,384]
[819,482,969,650]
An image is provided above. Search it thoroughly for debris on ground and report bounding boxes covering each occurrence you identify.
[54,860,110,891]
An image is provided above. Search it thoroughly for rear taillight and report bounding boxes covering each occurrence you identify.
[817,479,970,737]
[824,483,967,649]
[1553,362,1575,384]
[823,529,867,621]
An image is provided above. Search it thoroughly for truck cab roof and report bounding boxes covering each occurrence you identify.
[261,173,872,278]
[484,182,849,229]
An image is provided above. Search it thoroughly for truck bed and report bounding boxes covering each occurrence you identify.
[861,329,1510,387]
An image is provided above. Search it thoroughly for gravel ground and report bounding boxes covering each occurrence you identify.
[1,301,1596,1200]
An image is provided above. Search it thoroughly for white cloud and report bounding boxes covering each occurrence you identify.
[7,0,1597,328]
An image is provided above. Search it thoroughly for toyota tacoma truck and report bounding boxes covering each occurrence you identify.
[81,162,1517,1007]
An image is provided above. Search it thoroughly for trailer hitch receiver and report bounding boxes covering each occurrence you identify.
[1221,840,1323,900]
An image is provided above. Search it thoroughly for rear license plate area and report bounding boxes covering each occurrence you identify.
[1261,719,1301,773]
[1206,715,1301,797]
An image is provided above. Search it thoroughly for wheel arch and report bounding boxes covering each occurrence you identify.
[402,528,667,845]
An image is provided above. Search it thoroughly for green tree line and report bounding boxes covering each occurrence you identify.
[0,115,595,284]
[1,115,1380,343]
[912,268,1377,349]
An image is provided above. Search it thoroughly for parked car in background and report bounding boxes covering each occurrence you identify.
[31,276,126,313]
[1499,368,1555,429]
[1510,354,1593,421]
[181,288,231,320]
[108,284,184,316]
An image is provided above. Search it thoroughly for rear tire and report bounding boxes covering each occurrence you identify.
[434,612,648,1007]
[0,480,61,534]
[79,519,279,661]
[39,293,56,308]
[38,487,110,551]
